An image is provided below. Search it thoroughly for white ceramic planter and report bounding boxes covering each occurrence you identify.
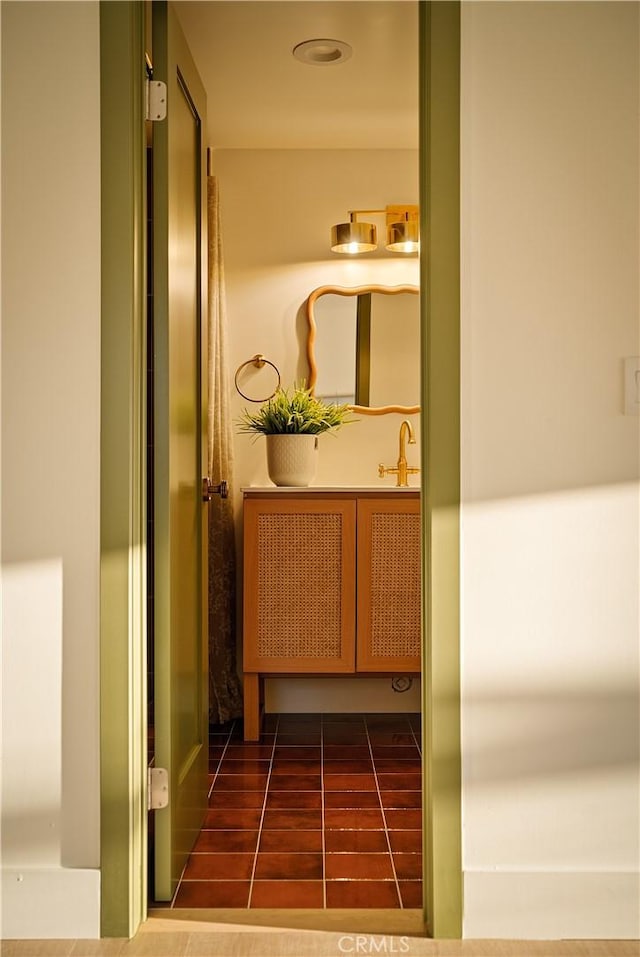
[266,434,319,487]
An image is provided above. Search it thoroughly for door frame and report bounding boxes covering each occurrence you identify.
[99,0,148,938]
[420,1,462,938]
[98,0,462,938]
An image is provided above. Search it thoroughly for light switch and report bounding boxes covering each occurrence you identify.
[624,356,640,416]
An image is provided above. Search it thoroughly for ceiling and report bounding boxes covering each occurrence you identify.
[174,1,419,150]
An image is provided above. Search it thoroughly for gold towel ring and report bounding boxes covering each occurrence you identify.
[234,354,281,402]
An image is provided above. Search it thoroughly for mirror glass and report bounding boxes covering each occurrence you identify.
[306,285,420,414]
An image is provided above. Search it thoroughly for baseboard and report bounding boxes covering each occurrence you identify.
[463,869,640,939]
[1,867,100,939]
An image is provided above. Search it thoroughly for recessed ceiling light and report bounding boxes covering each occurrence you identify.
[292,38,352,66]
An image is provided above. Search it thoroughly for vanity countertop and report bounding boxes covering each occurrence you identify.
[242,485,420,494]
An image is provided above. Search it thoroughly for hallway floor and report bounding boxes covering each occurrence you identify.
[5,922,640,957]
[166,712,422,909]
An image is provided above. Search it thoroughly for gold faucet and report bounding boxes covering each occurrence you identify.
[378,419,420,487]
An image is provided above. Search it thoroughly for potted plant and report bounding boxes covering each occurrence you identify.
[237,383,353,487]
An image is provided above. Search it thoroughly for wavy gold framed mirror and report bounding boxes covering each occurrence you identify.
[306,284,420,415]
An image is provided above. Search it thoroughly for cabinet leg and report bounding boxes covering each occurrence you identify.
[243,673,262,741]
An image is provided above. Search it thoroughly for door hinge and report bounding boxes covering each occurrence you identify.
[146,79,167,122]
[148,767,169,810]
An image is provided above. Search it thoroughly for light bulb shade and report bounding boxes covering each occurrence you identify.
[386,220,420,253]
[331,221,377,254]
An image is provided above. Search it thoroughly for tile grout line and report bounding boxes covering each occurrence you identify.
[320,714,327,909]
[365,715,403,909]
[207,722,234,800]
[246,714,278,908]
[410,715,422,758]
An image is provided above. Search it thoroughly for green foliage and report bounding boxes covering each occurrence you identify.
[237,383,354,436]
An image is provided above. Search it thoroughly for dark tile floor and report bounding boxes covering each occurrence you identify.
[172,712,423,909]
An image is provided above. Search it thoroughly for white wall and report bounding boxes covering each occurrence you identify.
[461,0,640,939]
[0,1,101,938]
[214,148,422,712]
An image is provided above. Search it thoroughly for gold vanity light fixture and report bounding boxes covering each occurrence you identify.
[330,212,378,254]
[330,205,419,255]
[386,206,420,253]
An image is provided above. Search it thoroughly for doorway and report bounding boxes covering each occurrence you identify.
[100,0,461,939]
[173,0,425,916]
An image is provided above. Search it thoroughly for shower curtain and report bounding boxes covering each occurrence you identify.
[207,174,243,725]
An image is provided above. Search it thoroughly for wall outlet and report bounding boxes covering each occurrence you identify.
[624,357,640,416]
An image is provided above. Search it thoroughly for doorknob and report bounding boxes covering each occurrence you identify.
[202,477,228,501]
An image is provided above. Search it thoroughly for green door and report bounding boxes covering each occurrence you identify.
[152,0,209,902]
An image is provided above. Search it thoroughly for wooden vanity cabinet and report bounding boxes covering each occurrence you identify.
[242,496,357,675]
[356,496,421,673]
[242,490,420,739]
